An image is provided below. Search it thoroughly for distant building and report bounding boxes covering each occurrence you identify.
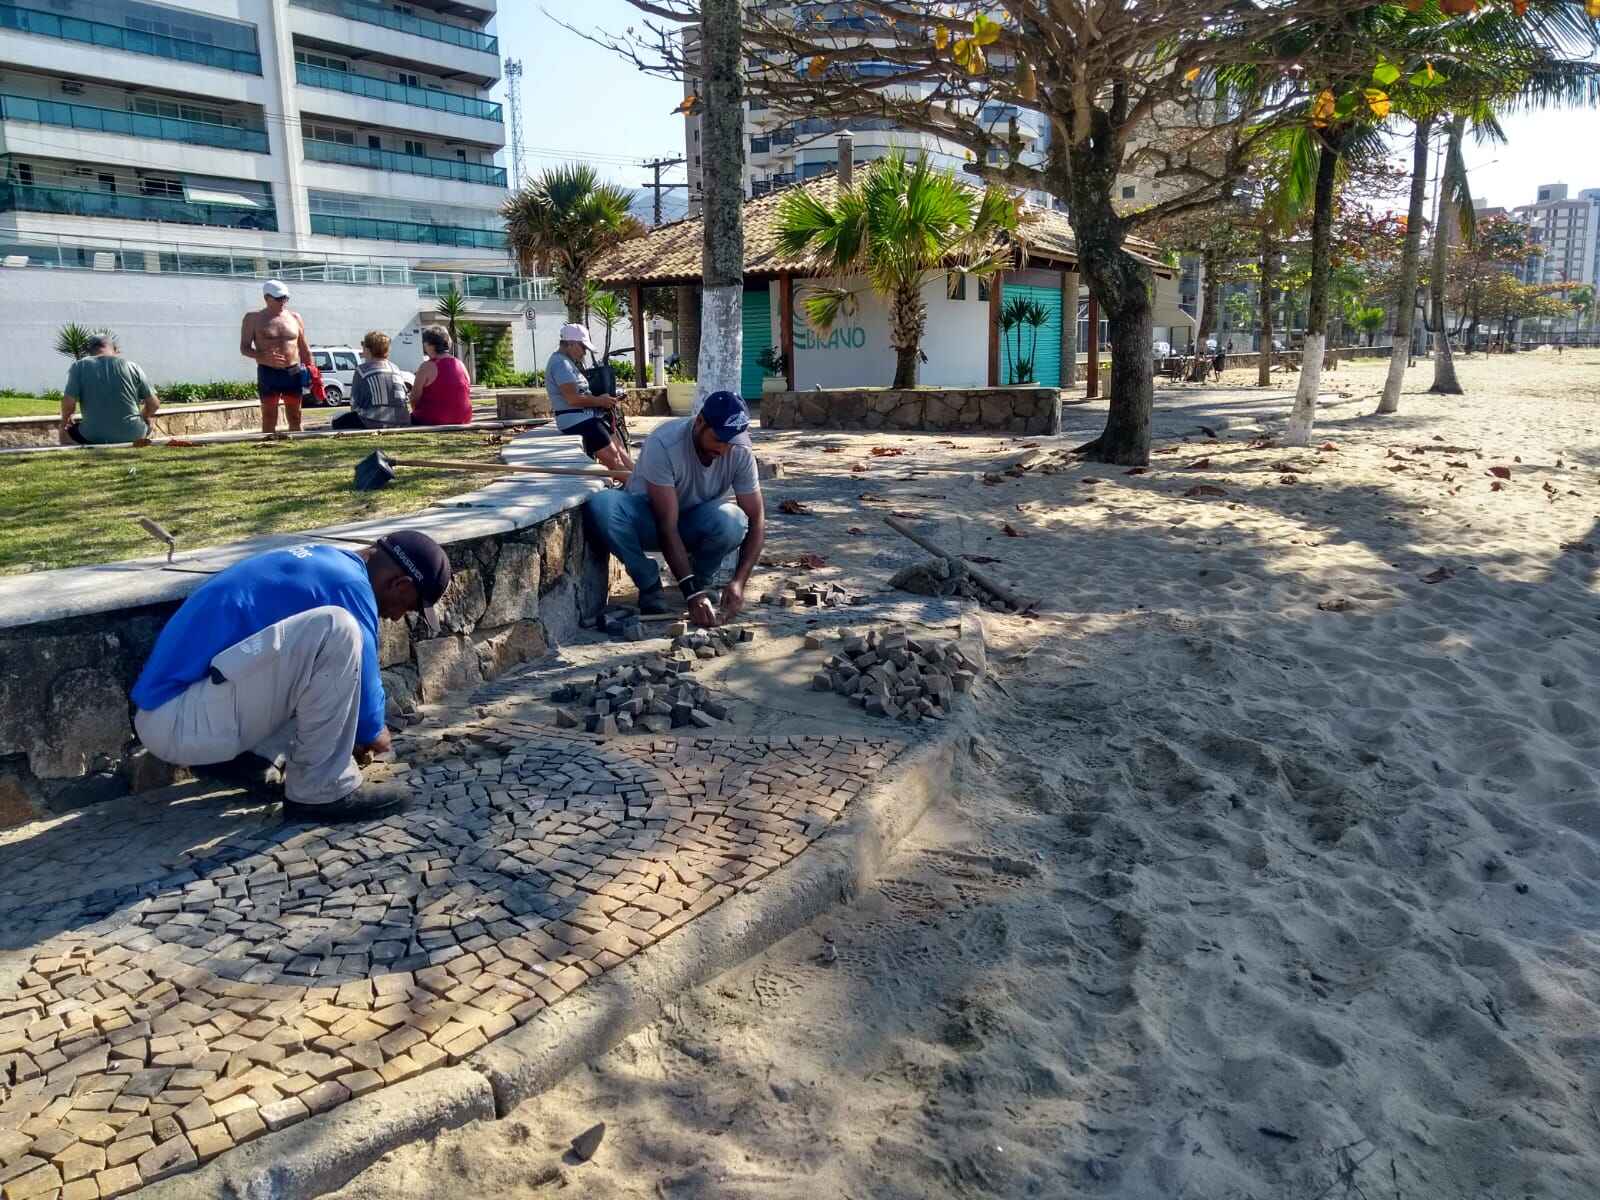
[1511,182,1600,288]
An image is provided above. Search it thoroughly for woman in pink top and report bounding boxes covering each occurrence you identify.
[409,326,473,425]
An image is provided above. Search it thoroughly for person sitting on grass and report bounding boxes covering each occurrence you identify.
[332,331,411,430]
[585,390,763,629]
[409,325,473,426]
[130,531,452,823]
[58,333,158,445]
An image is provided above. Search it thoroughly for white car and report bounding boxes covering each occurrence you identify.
[307,346,413,405]
[1152,340,1173,358]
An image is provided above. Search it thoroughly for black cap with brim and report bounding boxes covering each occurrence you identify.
[376,531,451,633]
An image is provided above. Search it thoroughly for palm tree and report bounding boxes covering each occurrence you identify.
[586,285,628,361]
[1352,304,1388,346]
[1569,284,1594,339]
[502,164,638,322]
[776,153,1021,388]
[434,284,469,355]
[55,323,109,360]
[1001,295,1049,384]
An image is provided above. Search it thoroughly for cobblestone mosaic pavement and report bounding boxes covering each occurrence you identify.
[0,727,902,1198]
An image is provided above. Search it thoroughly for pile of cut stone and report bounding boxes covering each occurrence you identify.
[551,626,751,735]
[762,576,864,608]
[889,557,1022,613]
[810,625,978,722]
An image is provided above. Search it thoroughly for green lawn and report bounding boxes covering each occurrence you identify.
[0,432,507,574]
[0,396,58,418]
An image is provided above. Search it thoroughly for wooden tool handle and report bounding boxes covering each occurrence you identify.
[883,515,1038,613]
[388,456,628,480]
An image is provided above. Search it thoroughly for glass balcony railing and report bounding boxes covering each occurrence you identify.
[0,94,269,153]
[0,4,262,74]
[0,181,278,231]
[295,63,502,122]
[289,0,496,55]
[415,272,555,303]
[311,212,505,249]
[303,139,506,187]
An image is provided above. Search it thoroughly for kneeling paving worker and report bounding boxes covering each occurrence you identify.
[130,531,451,820]
[587,389,764,628]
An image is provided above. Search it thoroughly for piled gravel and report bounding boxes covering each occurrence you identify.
[550,627,751,735]
[808,625,980,722]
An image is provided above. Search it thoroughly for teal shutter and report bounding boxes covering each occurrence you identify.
[741,288,773,401]
[999,282,1062,387]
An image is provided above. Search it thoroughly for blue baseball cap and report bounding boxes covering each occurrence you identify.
[700,390,752,446]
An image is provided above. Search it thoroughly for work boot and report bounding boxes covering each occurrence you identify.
[637,585,672,616]
[193,752,283,797]
[281,781,409,824]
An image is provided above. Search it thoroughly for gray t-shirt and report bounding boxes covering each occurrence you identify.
[626,417,759,509]
[546,351,592,432]
[65,355,153,444]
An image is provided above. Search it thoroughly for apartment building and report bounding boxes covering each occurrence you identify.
[1513,182,1600,288]
[0,0,509,269]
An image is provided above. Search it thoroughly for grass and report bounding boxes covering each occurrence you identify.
[0,432,509,574]
[0,396,59,418]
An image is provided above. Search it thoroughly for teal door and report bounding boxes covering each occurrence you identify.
[1000,282,1062,387]
[741,287,773,401]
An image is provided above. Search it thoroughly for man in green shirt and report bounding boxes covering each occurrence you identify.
[60,335,160,445]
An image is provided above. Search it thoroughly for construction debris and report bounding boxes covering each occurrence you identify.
[810,625,981,723]
[761,577,865,608]
[549,627,750,734]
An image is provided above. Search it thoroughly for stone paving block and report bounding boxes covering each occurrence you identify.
[94,1165,141,1199]
[186,1124,232,1163]
[135,1134,195,1184]
[221,1110,265,1147]
[0,1161,60,1200]
[53,1142,104,1183]
[61,1180,98,1200]
[257,1099,308,1132]
[103,1138,152,1170]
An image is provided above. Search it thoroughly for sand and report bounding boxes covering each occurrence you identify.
[331,349,1600,1199]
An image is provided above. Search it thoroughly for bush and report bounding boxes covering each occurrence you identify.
[159,381,257,404]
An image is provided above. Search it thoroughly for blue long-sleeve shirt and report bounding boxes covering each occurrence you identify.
[131,545,386,744]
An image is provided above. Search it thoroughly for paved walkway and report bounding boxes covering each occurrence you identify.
[0,721,900,1198]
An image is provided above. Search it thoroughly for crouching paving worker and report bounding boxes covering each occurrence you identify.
[130,532,452,822]
[586,390,764,629]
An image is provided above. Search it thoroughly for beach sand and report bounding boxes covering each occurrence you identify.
[332,349,1600,1199]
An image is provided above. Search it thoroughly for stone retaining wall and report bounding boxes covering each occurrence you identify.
[0,402,263,448]
[494,387,669,422]
[761,387,1062,435]
[0,510,612,829]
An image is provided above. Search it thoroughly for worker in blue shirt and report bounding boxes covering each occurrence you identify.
[131,531,451,822]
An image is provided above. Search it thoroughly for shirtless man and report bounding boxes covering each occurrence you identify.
[241,279,312,433]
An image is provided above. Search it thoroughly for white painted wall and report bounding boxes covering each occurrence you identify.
[0,268,427,392]
[787,274,991,389]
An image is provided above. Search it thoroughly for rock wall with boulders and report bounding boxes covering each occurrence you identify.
[760,388,1062,435]
[0,509,613,829]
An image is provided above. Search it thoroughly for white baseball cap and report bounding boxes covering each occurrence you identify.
[558,323,593,349]
[263,279,290,299]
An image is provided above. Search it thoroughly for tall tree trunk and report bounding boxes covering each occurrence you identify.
[1257,229,1275,387]
[890,286,924,388]
[1378,116,1433,414]
[675,284,701,378]
[1062,123,1154,465]
[1430,115,1466,394]
[1061,270,1079,386]
[1188,249,1221,381]
[1286,137,1340,445]
[697,0,744,405]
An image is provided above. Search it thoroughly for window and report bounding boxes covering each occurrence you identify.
[978,279,990,302]
[98,173,117,194]
[368,135,382,150]
[455,149,467,161]
[947,273,967,301]
[16,163,32,185]
[313,351,333,371]
[1122,185,1136,199]
[404,140,426,158]
[333,352,359,372]
[296,50,348,72]
[395,72,421,88]
[306,124,355,145]
[140,176,183,198]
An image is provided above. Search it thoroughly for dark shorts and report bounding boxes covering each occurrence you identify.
[66,419,147,445]
[257,364,307,398]
[565,413,615,458]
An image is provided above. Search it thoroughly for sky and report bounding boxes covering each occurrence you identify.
[490,6,1600,221]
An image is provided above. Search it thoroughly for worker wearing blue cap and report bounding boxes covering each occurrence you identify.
[586,390,765,628]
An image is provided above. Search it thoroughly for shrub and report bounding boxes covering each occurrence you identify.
[159,381,257,404]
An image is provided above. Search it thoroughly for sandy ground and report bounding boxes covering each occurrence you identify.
[332,349,1600,1200]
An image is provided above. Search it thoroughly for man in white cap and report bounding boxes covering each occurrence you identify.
[546,322,634,474]
[241,279,312,433]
